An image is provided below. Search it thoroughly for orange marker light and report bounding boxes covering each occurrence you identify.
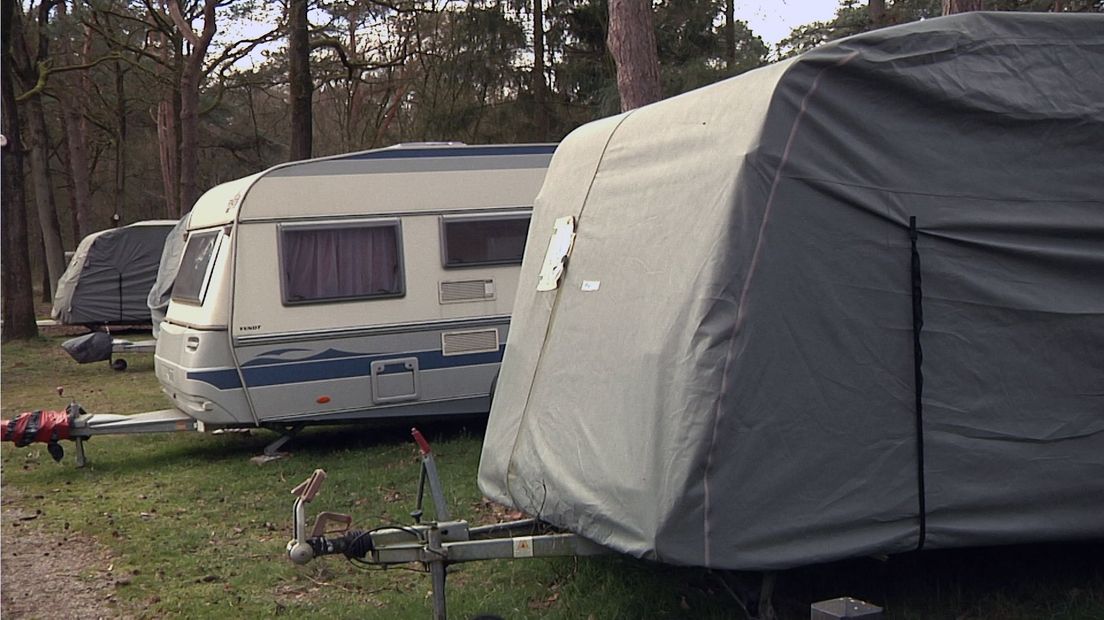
[316,396,331,404]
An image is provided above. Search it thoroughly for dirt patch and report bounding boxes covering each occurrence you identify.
[1,495,126,619]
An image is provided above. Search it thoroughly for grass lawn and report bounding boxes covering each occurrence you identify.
[3,335,1103,619]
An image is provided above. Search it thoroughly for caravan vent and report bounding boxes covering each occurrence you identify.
[442,329,499,356]
[439,279,495,304]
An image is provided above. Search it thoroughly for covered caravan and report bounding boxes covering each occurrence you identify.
[52,221,178,326]
[479,13,1104,571]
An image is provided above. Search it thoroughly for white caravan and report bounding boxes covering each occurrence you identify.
[154,144,554,437]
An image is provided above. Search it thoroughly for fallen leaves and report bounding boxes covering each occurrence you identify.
[527,591,561,610]
[473,498,525,524]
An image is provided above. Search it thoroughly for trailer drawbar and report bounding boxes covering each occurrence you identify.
[1,400,198,466]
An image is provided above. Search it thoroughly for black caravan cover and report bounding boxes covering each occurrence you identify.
[52,221,177,325]
[479,13,1104,570]
[61,332,114,364]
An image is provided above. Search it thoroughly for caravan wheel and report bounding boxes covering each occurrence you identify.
[111,358,128,372]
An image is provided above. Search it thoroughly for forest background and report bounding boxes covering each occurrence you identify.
[1,0,1101,340]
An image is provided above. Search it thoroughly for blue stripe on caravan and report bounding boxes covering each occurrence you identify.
[186,346,506,390]
[242,347,367,368]
[189,368,243,390]
[335,145,557,161]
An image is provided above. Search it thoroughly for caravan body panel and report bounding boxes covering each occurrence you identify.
[155,321,253,425]
[211,319,510,422]
[157,144,553,426]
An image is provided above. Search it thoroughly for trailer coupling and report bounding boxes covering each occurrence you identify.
[286,428,607,620]
[0,404,81,462]
[1,401,198,466]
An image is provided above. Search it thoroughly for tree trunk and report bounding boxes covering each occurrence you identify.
[169,0,218,214]
[725,0,735,71]
[65,156,81,242]
[38,237,52,303]
[288,0,312,161]
[115,59,128,223]
[532,0,550,140]
[343,17,359,151]
[172,35,184,213]
[607,0,662,112]
[1,0,39,340]
[59,3,94,239]
[943,0,984,13]
[24,94,68,299]
[178,57,202,213]
[870,0,886,26]
[152,16,180,219]
[10,0,67,300]
[157,100,179,218]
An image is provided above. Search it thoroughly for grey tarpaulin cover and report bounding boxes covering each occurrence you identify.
[479,13,1104,570]
[52,221,177,326]
[147,214,191,337]
[60,331,114,364]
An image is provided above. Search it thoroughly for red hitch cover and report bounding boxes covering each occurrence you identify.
[1,410,72,447]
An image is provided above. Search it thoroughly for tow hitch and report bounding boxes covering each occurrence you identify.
[286,428,607,620]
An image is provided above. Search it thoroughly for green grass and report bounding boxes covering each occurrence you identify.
[3,336,1104,619]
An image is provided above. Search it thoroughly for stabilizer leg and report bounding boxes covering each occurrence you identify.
[263,424,305,457]
[74,437,88,468]
[716,571,777,620]
[428,526,448,620]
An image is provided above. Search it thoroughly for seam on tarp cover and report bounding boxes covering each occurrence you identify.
[909,216,928,551]
[701,51,860,566]
[503,111,636,507]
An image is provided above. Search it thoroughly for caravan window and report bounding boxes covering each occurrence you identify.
[441,212,530,268]
[280,220,404,305]
[172,230,221,305]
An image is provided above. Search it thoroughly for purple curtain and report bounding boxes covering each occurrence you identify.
[283,226,400,301]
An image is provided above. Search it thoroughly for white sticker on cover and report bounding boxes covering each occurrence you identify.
[536,216,576,292]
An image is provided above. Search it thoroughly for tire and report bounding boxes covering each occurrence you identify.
[111,358,128,372]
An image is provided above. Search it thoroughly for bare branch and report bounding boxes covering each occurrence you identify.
[199,76,227,116]
[358,0,436,15]
[138,0,176,34]
[15,52,126,102]
[167,0,199,47]
[312,38,413,75]
[93,3,168,36]
[203,25,282,76]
